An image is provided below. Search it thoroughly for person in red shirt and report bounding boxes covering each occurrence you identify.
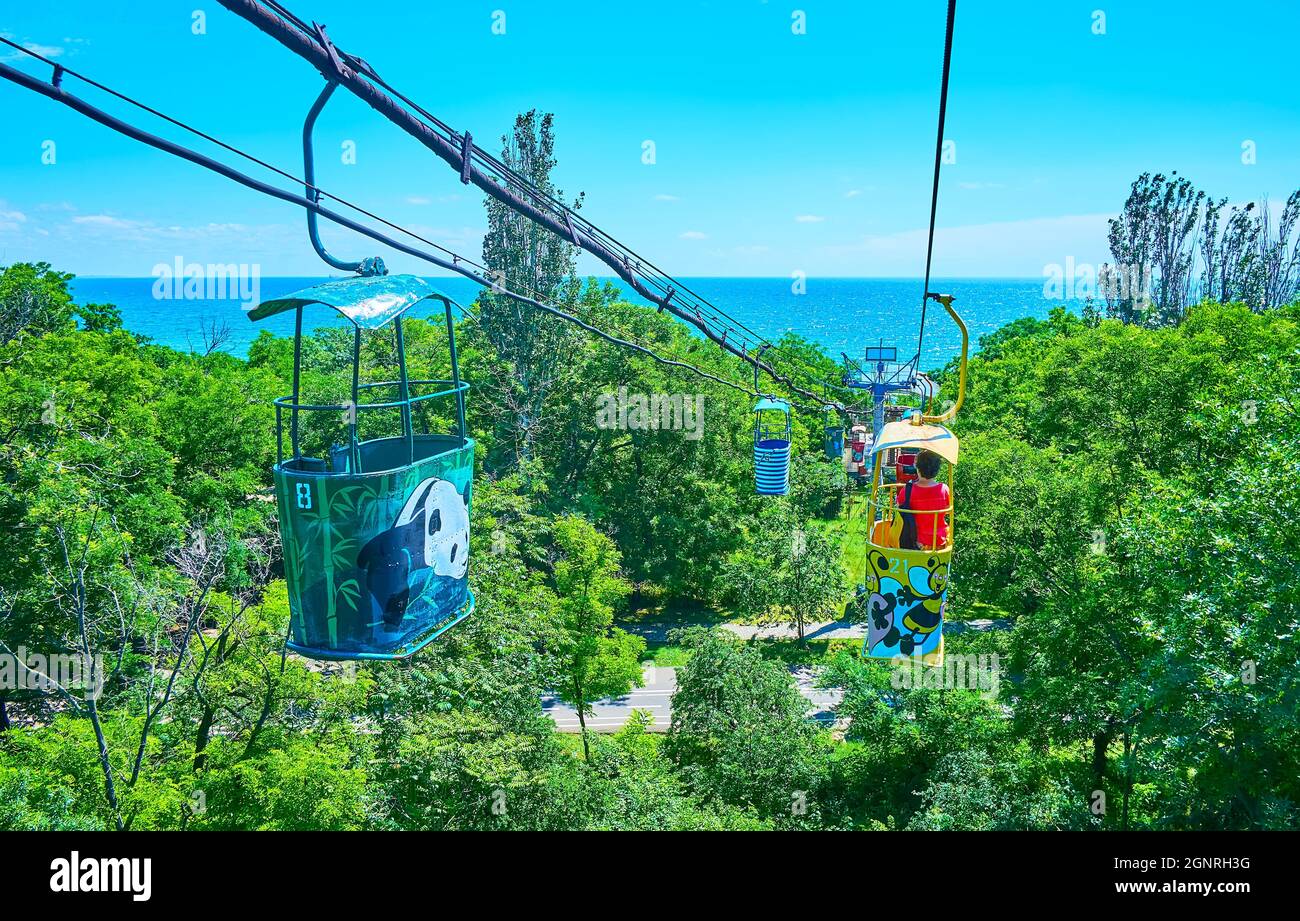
[903,449,950,550]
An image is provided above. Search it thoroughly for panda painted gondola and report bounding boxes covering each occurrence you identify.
[357,477,470,628]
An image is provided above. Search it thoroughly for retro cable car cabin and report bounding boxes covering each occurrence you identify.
[753,396,792,495]
[823,405,845,461]
[247,77,481,661]
[861,294,967,666]
[249,275,475,660]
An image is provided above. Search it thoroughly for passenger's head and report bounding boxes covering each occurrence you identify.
[915,449,943,480]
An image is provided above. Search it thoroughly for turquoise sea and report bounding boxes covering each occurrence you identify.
[69,276,1080,371]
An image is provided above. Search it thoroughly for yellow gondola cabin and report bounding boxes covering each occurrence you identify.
[860,293,967,666]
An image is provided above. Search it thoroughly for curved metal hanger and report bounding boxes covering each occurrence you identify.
[303,80,387,277]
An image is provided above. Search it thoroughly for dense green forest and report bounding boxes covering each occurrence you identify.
[1,254,1296,830]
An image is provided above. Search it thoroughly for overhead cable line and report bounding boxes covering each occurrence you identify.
[259,0,806,373]
[0,47,823,407]
[213,0,846,405]
[914,0,957,367]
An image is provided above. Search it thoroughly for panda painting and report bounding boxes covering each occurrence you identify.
[357,476,470,629]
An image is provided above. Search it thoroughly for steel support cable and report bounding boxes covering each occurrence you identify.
[414,122,838,392]
[459,153,843,404]
[0,38,844,411]
[0,33,739,359]
[255,0,843,391]
[443,106,813,375]
[0,34,751,385]
[0,58,793,408]
[444,129,817,375]
[249,5,842,400]
[914,0,957,367]
[0,36,479,273]
[294,22,785,363]
[213,0,843,404]
[340,73,800,375]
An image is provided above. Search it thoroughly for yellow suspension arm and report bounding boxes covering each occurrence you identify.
[920,294,968,424]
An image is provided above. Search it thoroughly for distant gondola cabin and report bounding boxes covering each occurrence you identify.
[752,397,792,495]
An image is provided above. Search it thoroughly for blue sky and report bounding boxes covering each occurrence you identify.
[1,0,1298,278]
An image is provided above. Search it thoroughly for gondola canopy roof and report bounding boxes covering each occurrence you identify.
[247,274,458,329]
[871,418,960,465]
[753,397,791,415]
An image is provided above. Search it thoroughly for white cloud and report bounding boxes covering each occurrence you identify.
[0,207,408,275]
[679,230,708,240]
[73,214,137,229]
[0,40,65,63]
[24,43,64,58]
[0,208,27,233]
[407,193,461,205]
[198,222,254,234]
[825,213,1115,276]
[0,198,31,233]
[655,194,680,202]
[48,213,301,263]
[404,223,484,248]
[845,189,863,199]
[795,215,826,223]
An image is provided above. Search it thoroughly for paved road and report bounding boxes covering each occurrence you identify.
[722,620,865,641]
[621,618,865,644]
[625,617,1012,644]
[542,663,844,733]
[544,618,1012,733]
[791,665,845,723]
[543,663,677,732]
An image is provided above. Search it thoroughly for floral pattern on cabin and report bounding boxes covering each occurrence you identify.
[862,547,947,665]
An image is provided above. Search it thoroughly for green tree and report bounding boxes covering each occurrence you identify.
[76,301,123,333]
[664,629,826,823]
[950,298,1300,828]
[905,747,1076,831]
[789,452,846,520]
[478,110,582,470]
[719,501,844,642]
[0,262,76,345]
[1104,172,1204,326]
[550,515,642,761]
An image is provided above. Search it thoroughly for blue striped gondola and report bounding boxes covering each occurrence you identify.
[753,397,792,495]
